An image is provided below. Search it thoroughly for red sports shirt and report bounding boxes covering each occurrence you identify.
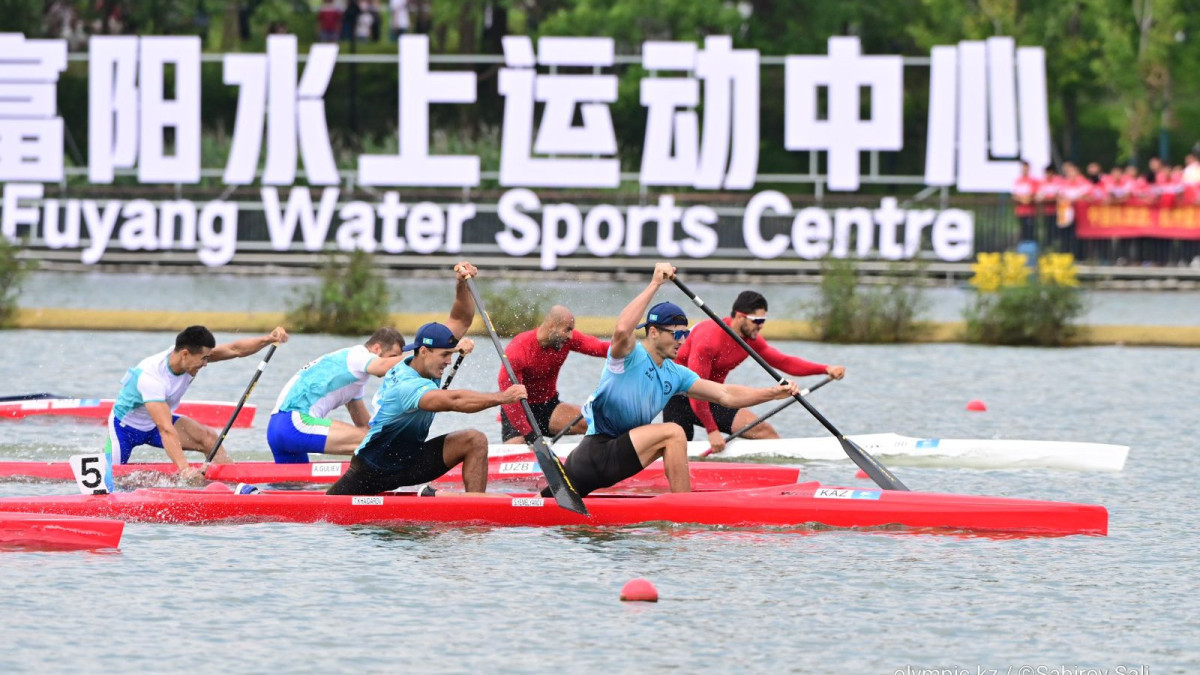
[497,329,610,436]
[674,317,828,433]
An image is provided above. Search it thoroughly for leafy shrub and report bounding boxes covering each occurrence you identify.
[479,282,545,337]
[285,250,391,335]
[806,258,927,343]
[964,253,1085,346]
[0,238,36,328]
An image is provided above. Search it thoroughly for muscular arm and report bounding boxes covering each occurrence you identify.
[345,398,371,428]
[568,331,610,358]
[686,342,723,434]
[754,338,829,377]
[685,379,792,410]
[145,401,189,471]
[418,389,512,414]
[444,263,478,338]
[209,326,288,362]
[367,355,405,377]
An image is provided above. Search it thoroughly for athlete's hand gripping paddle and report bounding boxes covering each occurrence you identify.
[700,376,834,458]
[462,276,588,515]
[202,344,278,473]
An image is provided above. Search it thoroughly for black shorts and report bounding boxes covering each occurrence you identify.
[500,395,561,442]
[326,434,450,495]
[661,394,737,441]
[559,432,643,497]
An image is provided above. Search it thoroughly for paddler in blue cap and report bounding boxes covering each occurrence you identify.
[551,262,800,497]
[326,261,527,496]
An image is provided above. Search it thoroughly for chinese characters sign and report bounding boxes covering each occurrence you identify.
[1,32,1052,267]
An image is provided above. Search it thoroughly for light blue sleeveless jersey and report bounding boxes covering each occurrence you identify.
[584,342,699,438]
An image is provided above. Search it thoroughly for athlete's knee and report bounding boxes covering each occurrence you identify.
[456,430,488,455]
[662,423,686,443]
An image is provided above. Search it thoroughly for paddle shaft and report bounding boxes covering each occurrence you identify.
[204,344,277,465]
[441,353,466,389]
[671,278,908,491]
[699,377,833,459]
[728,376,832,440]
[463,277,588,515]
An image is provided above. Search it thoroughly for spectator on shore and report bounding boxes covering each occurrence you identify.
[390,0,410,40]
[1183,154,1200,187]
[354,1,375,43]
[1011,160,1040,244]
[340,0,361,41]
[368,0,382,42]
[317,0,342,42]
[1037,167,1061,250]
[1086,162,1104,184]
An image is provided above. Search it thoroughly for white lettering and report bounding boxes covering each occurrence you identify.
[496,188,541,256]
[197,201,238,266]
[336,200,377,252]
[743,190,791,259]
[262,187,339,251]
[79,199,122,264]
[1,183,43,241]
[679,205,719,258]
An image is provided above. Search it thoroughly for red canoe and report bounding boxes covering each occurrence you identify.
[0,511,124,550]
[0,397,256,428]
[0,455,803,492]
[0,483,1108,537]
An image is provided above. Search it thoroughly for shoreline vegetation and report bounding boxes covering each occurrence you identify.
[12,308,1200,347]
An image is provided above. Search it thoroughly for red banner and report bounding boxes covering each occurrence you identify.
[1075,202,1200,240]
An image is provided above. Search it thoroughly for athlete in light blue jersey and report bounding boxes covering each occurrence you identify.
[559,262,799,497]
[106,325,288,482]
[326,262,527,496]
[268,328,475,463]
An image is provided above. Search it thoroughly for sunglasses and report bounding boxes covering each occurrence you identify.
[739,313,768,325]
[654,327,690,341]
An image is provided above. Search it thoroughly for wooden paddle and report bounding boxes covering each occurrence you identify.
[203,344,278,468]
[699,376,834,458]
[463,277,588,515]
[671,277,909,491]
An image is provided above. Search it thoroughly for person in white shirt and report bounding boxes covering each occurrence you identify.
[390,0,409,40]
[106,325,288,481]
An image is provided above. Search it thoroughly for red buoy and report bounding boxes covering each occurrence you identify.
[620,578,659,602]
[966,399,987,412]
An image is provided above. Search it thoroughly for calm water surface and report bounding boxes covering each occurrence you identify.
[1,327,1197,672]
[19,270,1200,325]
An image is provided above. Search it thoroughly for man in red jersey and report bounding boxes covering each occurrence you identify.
[499,305,609,444]
[662,290,845,454]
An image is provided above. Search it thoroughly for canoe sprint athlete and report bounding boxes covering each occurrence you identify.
[498,305,609,444]
[267,328,476,463]
[326,262,527,496]
[549,262,800,497]
[105,325,289,481]
[663,290,845,454]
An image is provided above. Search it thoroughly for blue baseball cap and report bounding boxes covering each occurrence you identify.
[636,301,689,329]
[402,323,459,352]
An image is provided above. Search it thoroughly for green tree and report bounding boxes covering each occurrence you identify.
[0,238,35,328]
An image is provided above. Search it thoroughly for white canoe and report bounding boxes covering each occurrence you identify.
[489,433,1129,472]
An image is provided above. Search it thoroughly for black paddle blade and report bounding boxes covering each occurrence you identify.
[527,433,588,515]
[839,436,909,491]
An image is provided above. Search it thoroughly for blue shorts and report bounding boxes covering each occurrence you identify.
[267,410,332,464]
[105,415,181,465]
